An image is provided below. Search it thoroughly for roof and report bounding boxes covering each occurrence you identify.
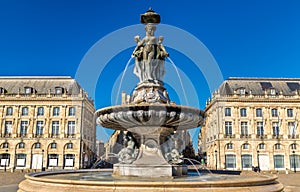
[218,77,300,96]
[0,76,82,94]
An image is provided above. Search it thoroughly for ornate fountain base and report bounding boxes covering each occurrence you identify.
[113,144,187,178]
[113,164,187,178]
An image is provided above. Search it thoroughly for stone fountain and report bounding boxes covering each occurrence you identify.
[18,9,284,192]
[96,8,204,178]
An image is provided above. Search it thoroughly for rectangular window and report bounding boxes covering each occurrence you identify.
[257,122,264,136]
[241,122,248,136]
[274,155,284,169]
[16,154,26,167]
[68,107,76,116]
[225,154,236,169]
[48,154,59,167]
[287,109,293,117]
[240,108,247,117]
[288,122,296,138]
[241,154,252,169]
[0,154,10,167]
[4,121,12,135]
[51,121,60,135]
[53,107,60,116]
[22,107,28,116]
[64,154,75,167]
[6,107,13,116]
[225,121,232,135]
[290,155,300,169]
[272,122,280,136]
[67,121,76,135]
[37,107,44,116]
[20,121,28,136]
[224,108,231,117]
[36,121,44,135]
[256,108,262,117]
[271,109,278,117]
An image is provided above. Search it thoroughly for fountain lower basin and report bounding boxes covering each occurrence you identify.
[18,169,284,192]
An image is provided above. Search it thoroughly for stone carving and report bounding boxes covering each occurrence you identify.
[163,134,183,164]
[117,133,138,164]
[133,23,169,83]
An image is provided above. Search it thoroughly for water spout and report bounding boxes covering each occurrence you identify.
[183,158,201,176]
[166,57,189,105]
[115,56,134,105]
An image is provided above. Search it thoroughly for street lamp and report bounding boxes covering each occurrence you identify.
[257,150,260,173]
[215,150,217,170]
[292,151,296,173]
[41,149,44,171]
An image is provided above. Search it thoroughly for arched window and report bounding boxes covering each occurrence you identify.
[226,143,233,150]
[66,143,73,149]
[1,142,9,148]
[291,143,297,150]
[242,143,250,150]
[34,142,41,149]
[18,142,25,149]
[274,143,281,150]
[258,143,265,150]
[50,143,57,149]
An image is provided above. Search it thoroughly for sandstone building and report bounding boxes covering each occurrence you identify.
[199,78,300,171]
[0,76,96,170]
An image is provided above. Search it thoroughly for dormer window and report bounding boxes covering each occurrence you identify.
[236,87,246,95]
[0,87,7,94]
[24,87,33,94]
[55,87,64,95]
[270,88,276,96]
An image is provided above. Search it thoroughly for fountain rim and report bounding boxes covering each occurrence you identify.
[22,169,281,188]
[96,103,205,116]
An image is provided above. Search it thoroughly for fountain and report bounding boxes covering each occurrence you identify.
[18,8,284,192]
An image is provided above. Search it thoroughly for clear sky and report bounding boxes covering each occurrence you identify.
[1,0,300,151]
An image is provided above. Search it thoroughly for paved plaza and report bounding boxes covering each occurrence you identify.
[0,171,300,192]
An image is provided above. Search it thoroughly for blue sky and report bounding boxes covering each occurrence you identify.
[1,1,300,151]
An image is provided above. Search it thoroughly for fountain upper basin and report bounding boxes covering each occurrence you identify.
[96,104,205,132]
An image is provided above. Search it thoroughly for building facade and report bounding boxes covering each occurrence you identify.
[95,140,105,159]
[0,76,96,170]
[199,78,300,171]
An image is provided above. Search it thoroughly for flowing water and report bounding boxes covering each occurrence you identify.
[183,158,214,175]
[167,57,189,105]
[115,56,134,105]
